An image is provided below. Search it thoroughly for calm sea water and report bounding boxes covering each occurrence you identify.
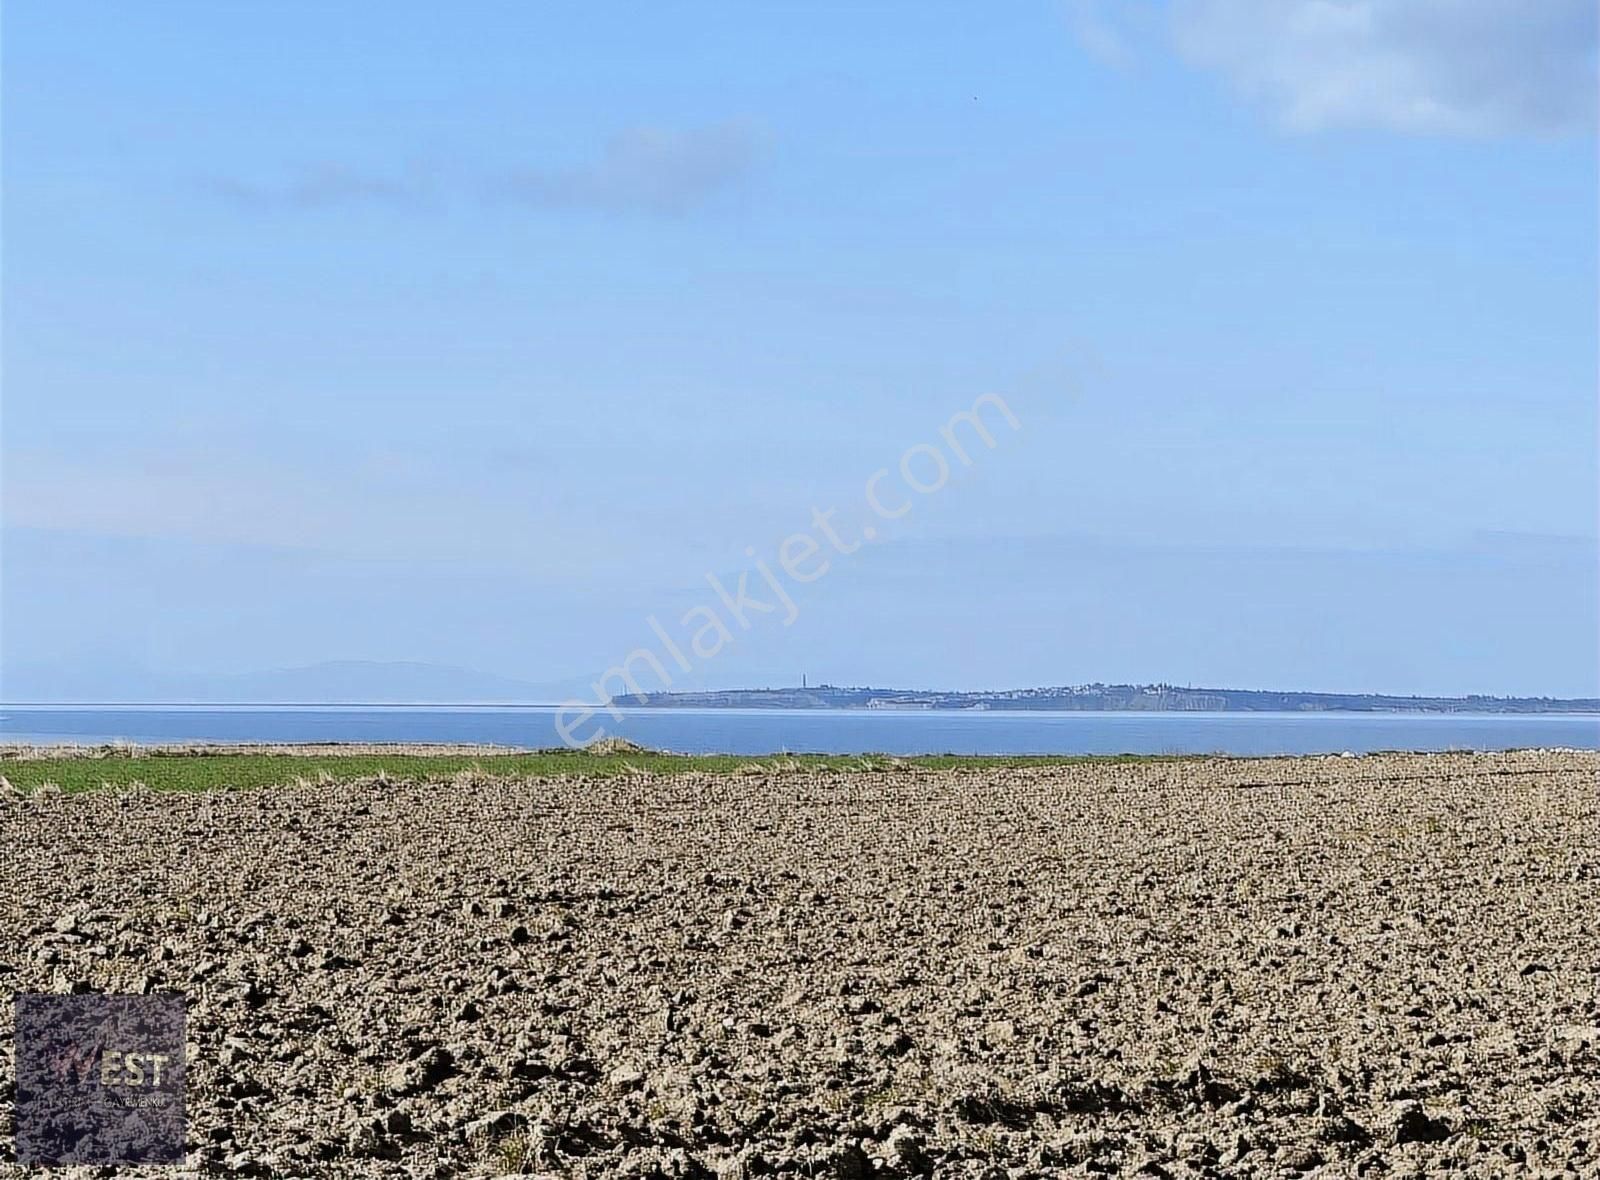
[2,706,1596,756]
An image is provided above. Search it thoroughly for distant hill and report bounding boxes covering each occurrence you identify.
[612,683,1600,714]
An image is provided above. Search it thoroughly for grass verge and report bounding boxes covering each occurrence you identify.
[0,748,1174,794]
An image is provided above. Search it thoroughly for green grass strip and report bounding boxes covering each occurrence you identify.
[0,750,1174,794]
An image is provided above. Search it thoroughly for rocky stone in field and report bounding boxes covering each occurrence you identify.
[384,1046,456,1096]
[1390,1099,1452,1144]
[463,1108,529,1146]
[1275,1143,1323,1171]
[886,1124,929,1173]
[822,1141,873,1180]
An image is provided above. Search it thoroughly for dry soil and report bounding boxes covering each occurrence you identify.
[2,749,1597,1178]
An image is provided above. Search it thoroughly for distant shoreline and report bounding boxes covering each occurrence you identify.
[4,683,1598,717]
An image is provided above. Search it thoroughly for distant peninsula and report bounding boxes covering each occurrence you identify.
[611,683,1600,714]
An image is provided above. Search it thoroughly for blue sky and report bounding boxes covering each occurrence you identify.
[3,1,1597,699]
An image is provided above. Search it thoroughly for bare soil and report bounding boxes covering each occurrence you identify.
[2,749,1597,1178]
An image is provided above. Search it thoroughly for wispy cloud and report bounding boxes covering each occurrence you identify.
[207,122,764,216]
[1170,0,1598,136]
[495,121,763,216]
[1067,0,1596,136]
[206,162,436,210]
[1064,0,1137,67]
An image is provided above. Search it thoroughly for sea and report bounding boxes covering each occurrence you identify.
[2,706,1597,757]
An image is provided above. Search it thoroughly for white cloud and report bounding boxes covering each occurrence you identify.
[1170,0,1597,135]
